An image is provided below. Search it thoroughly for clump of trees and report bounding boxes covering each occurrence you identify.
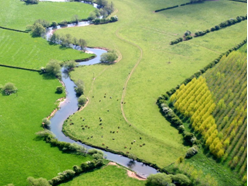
[146,173,174,186]
[64,60,77,71]
[30,19,50,37]
[0,83,17,95]
[44,60,61,78]
[87,1,115,19]
[24,0,39,4]
[74,79,84,96]
[49,33,87,50]
[78,95,87,107]
[100,51,118,63]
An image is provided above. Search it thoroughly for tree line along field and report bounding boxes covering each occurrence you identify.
[57,0,246,173]
[0,29,92,69]
[0,0,95,30]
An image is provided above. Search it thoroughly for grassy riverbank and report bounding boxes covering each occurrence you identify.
[58,0,246,171]
[0,29,93,69]
[60,165,146,186]
[0,0,95,30]
[0,67,93,186]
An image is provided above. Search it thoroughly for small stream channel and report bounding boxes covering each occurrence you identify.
[44,3,158,178]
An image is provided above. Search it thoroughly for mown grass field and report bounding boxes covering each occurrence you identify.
[58,0,246,171]
[0,67,93,186]
[0,29,93,69]
[60,165,146,186]
[0,0,95,30]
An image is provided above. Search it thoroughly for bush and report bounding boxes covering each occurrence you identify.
[185,35,192,40]
[2,82,17,95]
[36,130,54,139]
[185,145,198,158]
[56,86,63,94]
[64,60,77,70]
[78,95,87,107]
[24,0,39,4]
[75,79,84,96]
[59,20,68,27]
[73,165,82,174]
[27,177,50,186]
[146,173,174,186]
[51,21,58,28]
[31,23,46,37]
[42,118,51,127]
[88,149,104,155]
[171,174,191,186]
[100,51,118,63]
[45,60,61,78]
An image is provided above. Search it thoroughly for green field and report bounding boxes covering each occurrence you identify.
[58,0,247,169]
[0,0,95,30]
[0,29,92,69]
[0,67,93,186]
[61,165,146,186]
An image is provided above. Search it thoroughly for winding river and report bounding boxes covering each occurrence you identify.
[45,3,158,178]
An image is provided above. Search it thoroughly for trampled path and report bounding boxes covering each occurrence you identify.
[115,28,143,126]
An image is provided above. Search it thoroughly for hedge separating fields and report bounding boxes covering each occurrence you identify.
[166,38,246,95]
[170,15,247,45]
[154,2,196,12]
[0,26,28,33]
[0,64,40,72]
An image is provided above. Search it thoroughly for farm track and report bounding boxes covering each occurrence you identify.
[114,27,170,146]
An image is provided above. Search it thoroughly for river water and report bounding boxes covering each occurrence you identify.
[45,5,158,178]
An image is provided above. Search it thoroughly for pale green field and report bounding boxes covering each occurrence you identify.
[58,0,246,169]
[0,29,92,69]
[0,67,92,186]
[0,0,95,30]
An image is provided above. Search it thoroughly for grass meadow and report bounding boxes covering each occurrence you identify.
[58,0,246,170]
[60,165,146,186]
[0,0,95,30]
[0,67,93,186]
[0,29,93,69]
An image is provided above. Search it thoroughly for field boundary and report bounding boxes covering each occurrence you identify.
[0,26,28,33]
[170,15,247,45]
[0,64,40,72]
[164,38,246,96]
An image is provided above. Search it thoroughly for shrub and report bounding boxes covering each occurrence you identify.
[24,0,39,4]
[45,60,61,78]
[146,173,174,186]
[64,60,77,70]
[210,27,215,32]
[26,177,50,186]
[73,165,82,174]
[75,79,84,96]
[68,143,87,155]
[178,125,185,132]
[100,51,118,63]
[31,23,46,37]
[56,86,63,94]
[185,145,198,158]
[42,118,51,127]
[59,20,68,27]
[171,174,191,186]
[92,153,104,160]
[2,82,17,95]
[78,95,87,107]
[88,149,104,155]
[36,130,54,139]
[51,21,58,28]
[185,35,192,40]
